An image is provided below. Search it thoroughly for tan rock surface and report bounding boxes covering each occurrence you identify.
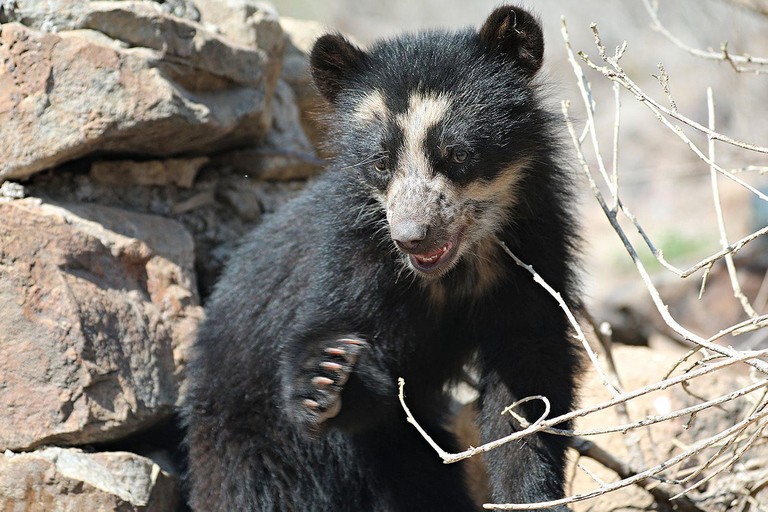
[195,0,284,52]
[0,0,200,29]
[280,16,329,153]
[90,157,209,189]
[0,2,280,181]
[0,447,178,511]
[0,199,201,450]
[216,79,321,180]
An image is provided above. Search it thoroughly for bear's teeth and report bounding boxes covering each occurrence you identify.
[415,243,450,264]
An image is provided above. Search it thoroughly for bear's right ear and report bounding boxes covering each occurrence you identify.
[479,6,545,78]
[310,34,367,104]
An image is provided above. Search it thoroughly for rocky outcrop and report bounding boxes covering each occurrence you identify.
[0,0,325,508]
[215,80,321,180]
[0,0,201,29]
[0,1,283,181]
[0,199,201,451]
[0,448,178,511]
[194,0,283,51]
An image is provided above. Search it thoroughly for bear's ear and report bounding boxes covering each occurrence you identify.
[479,6,545,78]
[310,34,367,104]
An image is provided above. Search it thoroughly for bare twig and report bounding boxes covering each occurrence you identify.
[707,87,759,319]
[611,82,621,211]
[582,22,768,155]
[643,0,768,74]
[563,19,768,281]
[496,238,620,397]
[580,28,768,199]
[573,437,705,512]
[654,63,678,112]
[482,408,768,510]
[551,16,768,510]
[560,94,768,375]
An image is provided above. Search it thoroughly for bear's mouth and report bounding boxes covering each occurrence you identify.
[409,231,462,274]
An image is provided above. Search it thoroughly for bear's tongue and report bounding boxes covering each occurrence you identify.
[412,241,452,265]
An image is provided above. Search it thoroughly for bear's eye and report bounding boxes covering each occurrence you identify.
[373,154,389,171]
[450,148,470,164]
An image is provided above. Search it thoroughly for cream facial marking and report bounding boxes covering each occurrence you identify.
[353,90,388,123]
[396,93,451,178]
[461,159,531,206]
[384,93,468,278]
[386,93,454,223]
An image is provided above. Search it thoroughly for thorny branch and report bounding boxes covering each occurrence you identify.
[398,10,768,512]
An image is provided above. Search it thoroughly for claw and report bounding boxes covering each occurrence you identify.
[339,338,364,346]
[304,399,320,409]
[320,362,343,371]
[324,347,346,356]
[312,376,334,387]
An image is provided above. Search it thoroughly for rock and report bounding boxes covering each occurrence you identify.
[0,447,179,511]
[0,3,280,181]
[0,0,95,32]
[24,159,306,299]
[280,17,329,153]
[176,0,285,108]
[82,2,274,91]
[195,2,321,180]
[90,157,209,188]
[195,0,284,54]
[0,0,199,30]
[0,199,202,450]
[171,189,217,214]
[215,80,322,180]
[155,0,201,21]
[60,202,205,390]
[0,181,26,201]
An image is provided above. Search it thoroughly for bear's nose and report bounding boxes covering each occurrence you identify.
[391,221,430,253]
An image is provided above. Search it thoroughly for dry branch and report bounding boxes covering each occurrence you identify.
[573,437,704,512]
[644,0,768,74]
[707,87,760,319]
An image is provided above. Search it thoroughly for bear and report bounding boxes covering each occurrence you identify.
[184,5,581,511]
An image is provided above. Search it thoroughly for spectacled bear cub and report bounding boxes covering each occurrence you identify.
[184,5,581,511]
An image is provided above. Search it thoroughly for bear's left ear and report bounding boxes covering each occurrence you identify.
[310,34,367,104]
[479,6,545,78]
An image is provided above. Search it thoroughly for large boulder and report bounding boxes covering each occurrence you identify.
[0,1,283,181]
[0,448,178,511]
[0,199,201,451]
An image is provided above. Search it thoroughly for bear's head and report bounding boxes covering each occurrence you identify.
[310,6,551,280]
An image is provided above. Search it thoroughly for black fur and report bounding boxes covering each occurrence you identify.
[184,6,581,511]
